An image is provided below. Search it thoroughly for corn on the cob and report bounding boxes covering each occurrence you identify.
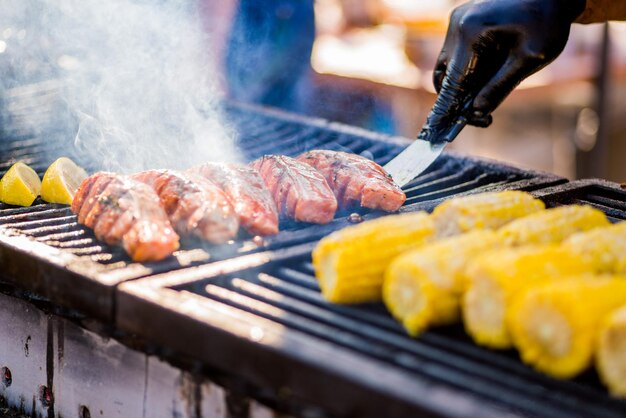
[509,276,626,379]
[463,245,596,349]
[313,212,435,303]
[432,191,544,238]
[597,305,626,397]
[498,205,609,246]
[562,221,626,274]
[383,230,503,336]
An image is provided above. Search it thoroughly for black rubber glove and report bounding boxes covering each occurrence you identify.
[420,0,586,143]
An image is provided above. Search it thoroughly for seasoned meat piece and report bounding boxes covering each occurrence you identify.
[74,172,121,226]
[71,171,116,221]
[297,150,406,212]
[132,170,239,243]
[189,163,279,236]
[71,173,179,262]
[251,155,337,224]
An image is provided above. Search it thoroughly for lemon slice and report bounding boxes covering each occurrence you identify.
[41,157,88,205]
[0,162,42,206]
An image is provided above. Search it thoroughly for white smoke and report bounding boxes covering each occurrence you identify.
[0,0,240,173]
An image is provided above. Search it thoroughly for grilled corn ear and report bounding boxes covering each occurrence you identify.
[562,221,626,274]
[463,245,596,349]
[597,305,626,397]
[509,276,626,379]
[498,205,609,246]
[432,191,544,238]
[383,230,502,336]
[313,212,435,303]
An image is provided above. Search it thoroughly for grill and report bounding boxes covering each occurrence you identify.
[118,180,626,418]
[1,83,623,417]
[0,85,563,323]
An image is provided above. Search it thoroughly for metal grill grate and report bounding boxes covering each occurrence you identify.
[535,179,626,222]
[199,260,624,418]
[0,98,561,251]
[0,86,564,321]
[0,121,559,269]
[118,180,626,418]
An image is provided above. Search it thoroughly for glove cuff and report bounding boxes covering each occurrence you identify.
[573,0,626,24]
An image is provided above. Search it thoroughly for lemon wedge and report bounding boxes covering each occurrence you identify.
[0,162,42,206]
[41,157,88,205]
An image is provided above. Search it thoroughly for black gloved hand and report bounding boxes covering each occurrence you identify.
[420,0,586,143]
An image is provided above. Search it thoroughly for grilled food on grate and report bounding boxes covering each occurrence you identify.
[73,172,118,225]
[562,222,626,274]
[463,245,597,349]
[69,150,412,259]
[432,190,545,237]
[71,172,180,262]
[383,230,503,336]
[296,150,406,212]
[132,170,239,244]
[189,163,279,236]
[498,204,610,246]
[313,212,435,303]
[509,276,626,379]
[0,158,88,207]
[41,157,88,205]
[252,155,338,224]
[314,191,541,305]
[0,162,42,207]
[597,305,626,397]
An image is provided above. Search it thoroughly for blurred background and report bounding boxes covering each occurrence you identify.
[2,0,626,181]
[212,0,626,182]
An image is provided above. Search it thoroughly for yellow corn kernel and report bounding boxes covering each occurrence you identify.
[383,230,502,336]
[313,212,435,304]
[432,191,544,238]
[498,205,609,246]
[562,221,626,274]
[597,305,626,397]
[509,276,626,379]
[463,245,596,349]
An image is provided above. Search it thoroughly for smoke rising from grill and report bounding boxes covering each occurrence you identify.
[0,0,240,173]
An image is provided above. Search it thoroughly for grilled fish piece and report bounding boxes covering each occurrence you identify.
[189,163,279,236]
[297,150,406,212]
[132,170,239,243]
[251,155,338,224]
[72,173,180,262]
[71,171,117,224]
